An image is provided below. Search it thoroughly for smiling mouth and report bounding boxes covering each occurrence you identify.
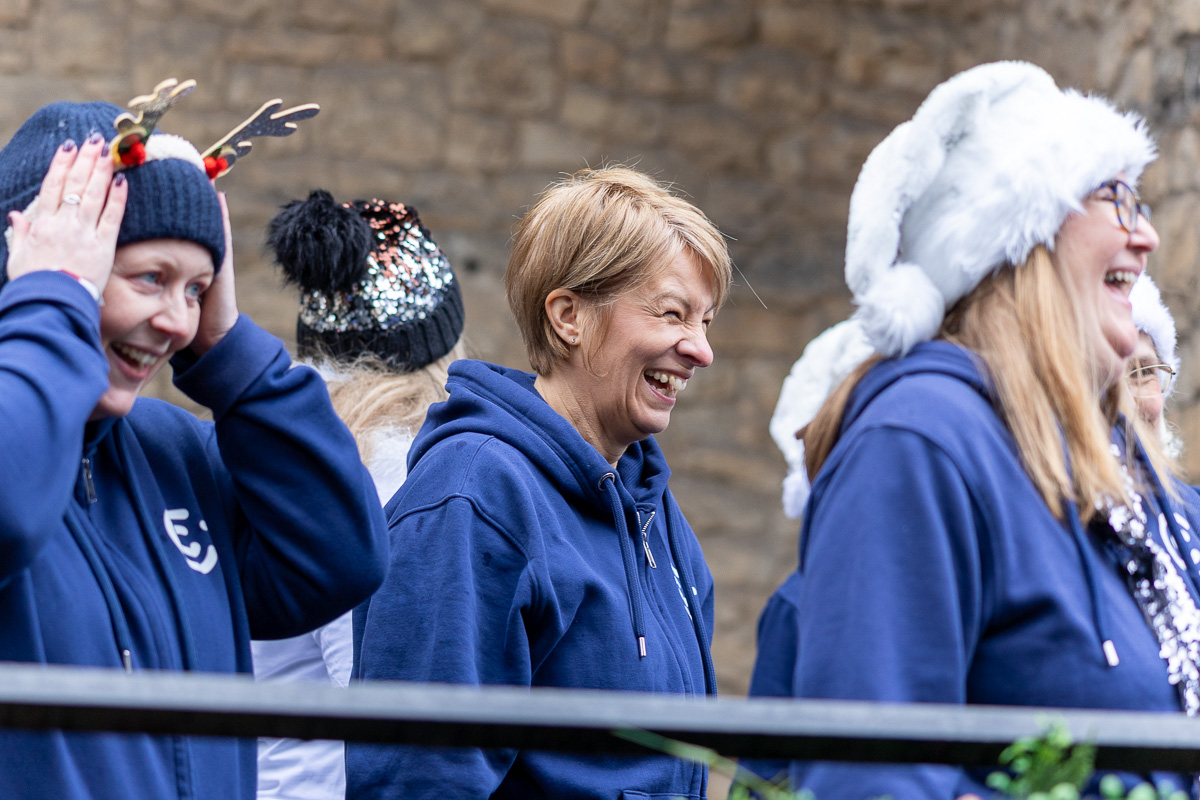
[1104,269,1138,295]
[645,370,688,399]
[111,342,161,372]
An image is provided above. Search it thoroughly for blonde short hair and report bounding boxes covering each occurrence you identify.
[505,167,731,375]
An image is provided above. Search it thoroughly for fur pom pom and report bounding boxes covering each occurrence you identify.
[854,263,944,357]
[267,189,372,294]
[770,319,875,518]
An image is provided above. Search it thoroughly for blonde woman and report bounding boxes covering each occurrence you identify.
[347,167,729,800]
[749,62,1200,799]
[252,190,466,800]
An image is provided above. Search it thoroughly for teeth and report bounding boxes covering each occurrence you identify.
[647,371,688,395]
[1106,269,1137,287]
[112,343,158,369]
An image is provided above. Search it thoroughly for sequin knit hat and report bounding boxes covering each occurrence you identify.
[267,189,464,371]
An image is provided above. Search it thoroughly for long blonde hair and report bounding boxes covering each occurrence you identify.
[318,339,469,464]
[805,246,1173,523]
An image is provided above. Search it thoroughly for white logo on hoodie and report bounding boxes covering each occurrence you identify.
[163,508,218,574]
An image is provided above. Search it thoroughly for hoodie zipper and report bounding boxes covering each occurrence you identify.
[637,509,657,568]
[81,457,97,504]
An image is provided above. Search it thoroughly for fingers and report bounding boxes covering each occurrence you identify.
[34,132,109,218]
[35,139,78,212]
[61,132,105,217]
[95,172,127,253]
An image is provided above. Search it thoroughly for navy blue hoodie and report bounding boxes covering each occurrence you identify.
[347,359,717,800]
[748,341,1199,799]
[0,271,388,800]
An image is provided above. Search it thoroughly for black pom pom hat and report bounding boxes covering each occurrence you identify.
[267,190,464,371]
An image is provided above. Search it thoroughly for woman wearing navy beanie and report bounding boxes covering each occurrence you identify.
[0,83,387,799]
[751,61,1200,799]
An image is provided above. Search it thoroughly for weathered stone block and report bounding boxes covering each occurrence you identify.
[127,18,224,109]
[179,0,274,23]
[622,53,715,101]
[227,27,387,66]
[227,65,311,111]
[589,0,668,50]
[446,113,516,172]
[482,0,588,26]
[32,11,123,76]
[560,31,624,86]
[310,64,448,167]
[766,130,807,179]
[665,5,756,51]
[516,120,600,170]
[608,99,666,146]
[667,105,761,173]
[400,171,494,232]
[1174,0,1200,35]
[0,0,33,24]
[758,5,839,56]
[449,18,556,114]
[560,85,614,132]
[131,0,175,16]
[391,0,484,59]
[716,47,823,119]
[295,0,394,32]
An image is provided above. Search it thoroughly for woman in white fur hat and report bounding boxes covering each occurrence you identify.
[747,61,1200,799]
[1127,273,1183,459]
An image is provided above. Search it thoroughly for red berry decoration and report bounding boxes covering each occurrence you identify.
[204,155,228,180]
[120,140,146,167]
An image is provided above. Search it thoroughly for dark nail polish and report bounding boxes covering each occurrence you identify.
[86,131,102,144]
[100,142,110,157]
[61,139,76,152]
[113,173,125,187]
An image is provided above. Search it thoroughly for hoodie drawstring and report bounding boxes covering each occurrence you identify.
[64,504,135,673]
[665,494,719,695]
[1063,497,1119,667]
[600,472,648,658]
[114,424,199,671]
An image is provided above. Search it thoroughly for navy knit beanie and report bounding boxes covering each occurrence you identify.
[0,100,224,289]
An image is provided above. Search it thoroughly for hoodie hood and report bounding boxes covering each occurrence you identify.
[410,359,673,509]
[841,341,993,435]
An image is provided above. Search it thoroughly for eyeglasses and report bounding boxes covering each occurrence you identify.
[1126,362,1175,394]
[1095,179,1152,234]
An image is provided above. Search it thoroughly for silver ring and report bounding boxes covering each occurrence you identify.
[62,193,81,206]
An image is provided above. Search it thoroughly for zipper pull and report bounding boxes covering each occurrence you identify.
[638,510,657,569]
[121,649,132,673]
[81,457,97,504]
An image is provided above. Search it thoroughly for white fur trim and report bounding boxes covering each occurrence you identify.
[845,61,1156,355]
[143,133,206,172]
[770,319,875,518]
[1129,273,1179,395]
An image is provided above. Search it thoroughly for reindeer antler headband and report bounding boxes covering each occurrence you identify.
[109,78,320,179]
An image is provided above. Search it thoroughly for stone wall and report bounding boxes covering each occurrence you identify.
[3,0,1199,697]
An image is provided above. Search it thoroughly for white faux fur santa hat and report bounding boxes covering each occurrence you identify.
[848,60,1157,356]
[773,61,1158,517]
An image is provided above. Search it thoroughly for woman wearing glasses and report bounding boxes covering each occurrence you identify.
[1127,274,1182,458]
[750,61,1200,800]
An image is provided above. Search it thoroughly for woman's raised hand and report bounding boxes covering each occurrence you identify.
[5,133,127,291]
[188,191,239,356]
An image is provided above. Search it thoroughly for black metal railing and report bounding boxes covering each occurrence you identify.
[0,663,1197,771]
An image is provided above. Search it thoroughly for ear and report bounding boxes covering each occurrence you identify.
[545,288,584,345]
